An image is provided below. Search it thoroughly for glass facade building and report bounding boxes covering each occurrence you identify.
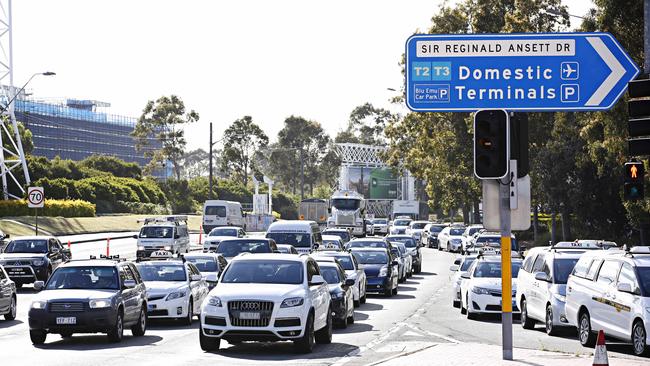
[13,99,161,169]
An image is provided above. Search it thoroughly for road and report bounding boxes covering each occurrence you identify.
[0,240,644,365]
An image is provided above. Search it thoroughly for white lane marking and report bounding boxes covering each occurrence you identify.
[331,323,408,366]
[405,323,462,344]
[363,343,439,366]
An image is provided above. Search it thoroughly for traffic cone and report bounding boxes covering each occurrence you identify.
[593,330,609,366]
[199,225,203,245]
[67,240,71,250]
[106,238,111,257]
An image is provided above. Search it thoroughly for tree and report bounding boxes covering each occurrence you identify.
[180,148,209,179]
[80,155,142,179]
[132,95,199,180]
[221,116,268,186]
[335,103,398,145]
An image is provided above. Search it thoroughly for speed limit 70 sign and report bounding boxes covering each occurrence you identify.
[27,187,44,208]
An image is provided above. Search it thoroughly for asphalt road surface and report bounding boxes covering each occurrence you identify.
[0,239,644,365]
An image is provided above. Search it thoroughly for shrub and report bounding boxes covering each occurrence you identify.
[0,199,95,217]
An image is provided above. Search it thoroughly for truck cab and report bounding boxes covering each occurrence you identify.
[327,190,366,237]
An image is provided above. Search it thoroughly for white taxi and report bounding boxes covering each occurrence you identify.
[516,242,599,335]
[449,253,478,308]
[565,246,650,357]
[135,257,209,325]
[459,255,523,319]
[312,251,367,307]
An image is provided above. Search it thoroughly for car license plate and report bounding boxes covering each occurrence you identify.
[56,317,76,325]
[239,312,260,320]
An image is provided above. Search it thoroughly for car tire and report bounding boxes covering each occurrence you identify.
[294,313,315,353]
[360,290,367,304]
[415,264,421,274]
[184,299,194,326]
[520,299,535,329]
[30,329,47,345]
[632,320,649,357]
[460,294,467,315]
[4,295,16,320]
[199,325,221,351]
[60,331,73,338]
[131,306,147,337]
[578,311,596,347]
[353,298,360,308]
[384,285,392,297]
[347,309,355,325]
[315,310,332,344]
[392,286,398,295]
[452,300,460,308]
[107,312,124,343]
[545,305,558,336]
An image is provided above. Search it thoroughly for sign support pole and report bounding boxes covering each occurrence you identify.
[499,166,513,360]
[35,207,38,236]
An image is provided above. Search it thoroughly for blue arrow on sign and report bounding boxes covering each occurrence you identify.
[405,33,640,112]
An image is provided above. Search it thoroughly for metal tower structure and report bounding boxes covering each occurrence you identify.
[0,0,30,199]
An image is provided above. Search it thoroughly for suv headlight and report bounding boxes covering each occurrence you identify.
[331,292,345,300]
[164,246,172,251]
[32,259,45,266]
[207,296,222,307]
[166,291,187,301]
[471,287,490,295]
[31,301,47,309]
[89,299,111,308]
[379,265,388,277]
[137,246,145,251]
[280,297,304,308]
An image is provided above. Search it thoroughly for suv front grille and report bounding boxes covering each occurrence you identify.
[50,302,85,312]
[228,300,274,327]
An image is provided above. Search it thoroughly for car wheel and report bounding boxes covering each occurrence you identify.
[294,313,315,353]
[415,264,421,274]
[4,295,16,320]
[199,325,221,351]
[315,309,332,344]
[131,306,147,337]
[392,285,398,295]
[184,299,194,326]
[30,329,47,345]
[460,294,467,315]
[520,299,535,329]
[545,305,558,336]
[107,312,124,343]
[452,299,460,308]
[360,289,367,304]
[578,311,596,347]
[347,307,355,325]
[60,331,73,338]
[384,285,392,297]
[632,321,649,357]
[353,287,361,308]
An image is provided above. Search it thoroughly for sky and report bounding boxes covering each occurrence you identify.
[11,0,594,151]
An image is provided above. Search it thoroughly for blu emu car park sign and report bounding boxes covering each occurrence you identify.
[405,33,639,112]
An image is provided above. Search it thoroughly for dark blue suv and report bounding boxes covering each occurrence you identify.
[351,248,399,297]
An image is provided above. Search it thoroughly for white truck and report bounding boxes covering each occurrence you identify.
[299,198,329,226]
[392,200,422,220]
[327,190,366,237]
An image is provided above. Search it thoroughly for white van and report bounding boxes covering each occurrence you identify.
[203,200,245,233]
[265,220,323,254]
[135,216,190,259]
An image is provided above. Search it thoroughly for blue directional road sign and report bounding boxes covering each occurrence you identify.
[405,33,639,112]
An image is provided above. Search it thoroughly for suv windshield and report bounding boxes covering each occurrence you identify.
[388,237,416,248]
[136,262,186,282]
[324,231,350,242]
[348,241,387,249]
[217,240,271,257]
[209,228,237,237]
[638,267,650,296]
[352,251,388,264]
[4,239,48,254]
[553,258,580,284]
[186,257,218,272]
[394,220,411,226]
[411,223,427,229]
[320,266,342,284]
[450,228,465,235]
[221,260,303,284]
[475,236,501,247]
[374,219,387,225]
[429,226,444,233]
[205,206,226,217]
[328,255,354,270]
[46,266,119,290]
[460,258,476,271]
[139,226,173,238]
[473,262,522,278]
[331,199,360,211]
[266,233,311,248]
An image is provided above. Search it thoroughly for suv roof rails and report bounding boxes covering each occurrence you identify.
[138,215,188,225]
[66,254,126,263]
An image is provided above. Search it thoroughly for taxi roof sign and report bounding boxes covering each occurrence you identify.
[552,240,617,250]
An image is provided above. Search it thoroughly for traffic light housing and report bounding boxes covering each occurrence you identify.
[624,160,644,201]
[474,109,509,179]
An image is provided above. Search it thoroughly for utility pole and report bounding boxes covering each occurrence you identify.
[209,122,213,200]
[645,0,650,74]
[300,148,305,200]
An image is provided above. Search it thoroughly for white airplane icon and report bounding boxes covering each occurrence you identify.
[562,63,577,78]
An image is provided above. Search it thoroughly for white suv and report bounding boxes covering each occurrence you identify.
[199,253,332,353]
[565,247,650,357]
[516,243,595,336]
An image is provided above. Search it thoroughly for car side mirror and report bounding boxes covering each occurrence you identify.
[51,247,60,253]
[391,260,399,266]
[123,280,136,289]
[534,272,550,282]
[191,274,202,282]
[33,281,45,291]
[309,275,325,286]
[453,258,461,265]
[174,234,180,239]
[312,243,319,250]
[460,272,470,279]
[344,278,355,287]
[450,265,459,272]
[616,282,633,294]
[132,234,138,239]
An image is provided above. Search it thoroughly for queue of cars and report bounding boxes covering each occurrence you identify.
[448,239,650,357]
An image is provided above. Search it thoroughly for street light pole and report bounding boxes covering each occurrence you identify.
[300,147,304,200]
[209,122,213,200]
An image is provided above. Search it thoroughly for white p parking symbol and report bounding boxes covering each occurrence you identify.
[561,84,579,102]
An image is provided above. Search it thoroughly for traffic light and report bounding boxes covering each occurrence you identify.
[474,109,509,179]
[624,160,644,201]
[628,79,650,155]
